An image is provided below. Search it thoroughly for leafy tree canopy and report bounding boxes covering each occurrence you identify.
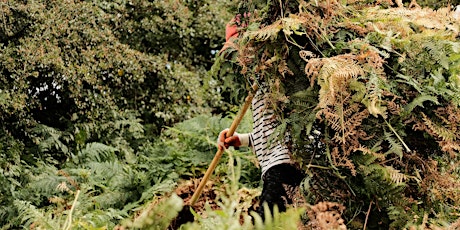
[0,0,239,227]
[1,0,460,229]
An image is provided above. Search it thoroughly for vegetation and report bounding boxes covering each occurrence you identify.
[0,0,241,228]
[0,0,459,229]
[221,0,460,229]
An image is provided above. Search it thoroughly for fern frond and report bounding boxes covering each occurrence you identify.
[244,20,283,41]
[316,56,364,108]
[424,38,454,70]
[359,163,406,201]
[114,118,144,139]
[362,72,387,118]
[125,194,184,229]
[72,142,118,164]
[439,140,460,158]
[280,15,306,36]
[299,50,316,62]
[354,144,385,163]
[421,113,456,142]
[31,124,72,155]
[13,200,57,229]
[402,94,439,117]
[85,161,124,179]
[27,164,72,195]
[304,58,324,86]
[383,131,404,158]
[322,102,367,149]
[278,59,293,77]
[243,15,306,42]
[363,7,458,38]
[384,166,408,185]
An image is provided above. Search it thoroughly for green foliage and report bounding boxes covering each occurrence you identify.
[0,0,230,145]
[2,0,460,229]
[123,149,301,230]
[226,0,460,228]
[0,0,244,227]
[0,129,24,225]
[0,109,260,228]
[155,113,259,186]
[123,193,185,230]
[97,0,234,67]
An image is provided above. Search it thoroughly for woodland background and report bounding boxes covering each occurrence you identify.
[1,0,459,229]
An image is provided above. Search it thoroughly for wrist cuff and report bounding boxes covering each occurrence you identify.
[237,133,250,147]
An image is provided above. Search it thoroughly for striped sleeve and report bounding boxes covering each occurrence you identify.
[249,84,293,177]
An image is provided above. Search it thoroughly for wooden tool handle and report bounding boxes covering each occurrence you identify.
[189,84,257,206]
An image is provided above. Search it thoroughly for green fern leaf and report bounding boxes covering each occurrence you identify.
[396,74,423,93]
[31,124,72,155]
[402,94,439,117]
[73,142,118,163]
[13,200,57,229]
[384,131,404,158]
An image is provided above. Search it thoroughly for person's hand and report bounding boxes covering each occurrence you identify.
[217,129,250,150]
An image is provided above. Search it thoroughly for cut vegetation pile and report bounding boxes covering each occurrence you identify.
[213,0,460,228]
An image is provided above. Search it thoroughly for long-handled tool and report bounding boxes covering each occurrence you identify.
[168,84,258,230]
[189,83,257,206]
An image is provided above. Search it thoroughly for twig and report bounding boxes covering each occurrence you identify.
[305,164,331,170]
[63,190,81,230]
[385,120,411,153]
[363,200,373,230]
[279,0,284,18]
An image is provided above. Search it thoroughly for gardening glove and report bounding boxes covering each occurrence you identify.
[221,12,251,53]
[217,128,250,150]
[225,12,251,41]
[225,20,238,42]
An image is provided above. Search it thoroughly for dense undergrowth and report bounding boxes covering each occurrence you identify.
[0,112,261,229]
[2,0,460,229]
[213,0,460,229]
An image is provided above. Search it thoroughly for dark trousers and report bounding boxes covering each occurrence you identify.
[257,163,305,219]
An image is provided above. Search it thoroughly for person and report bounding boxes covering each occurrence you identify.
[217,13,305,220]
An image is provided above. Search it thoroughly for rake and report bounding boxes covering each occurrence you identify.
[168,83,258,229]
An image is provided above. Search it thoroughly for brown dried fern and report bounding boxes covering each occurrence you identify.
[354,145,385,160]
[421,159,460,206]
[243,20,283,41]
[312,55,364,108]
[385,166,408,185]
[305,201,347,230]
[414,104,460,158]
[303,55,370,173]
[332,146,357,175]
